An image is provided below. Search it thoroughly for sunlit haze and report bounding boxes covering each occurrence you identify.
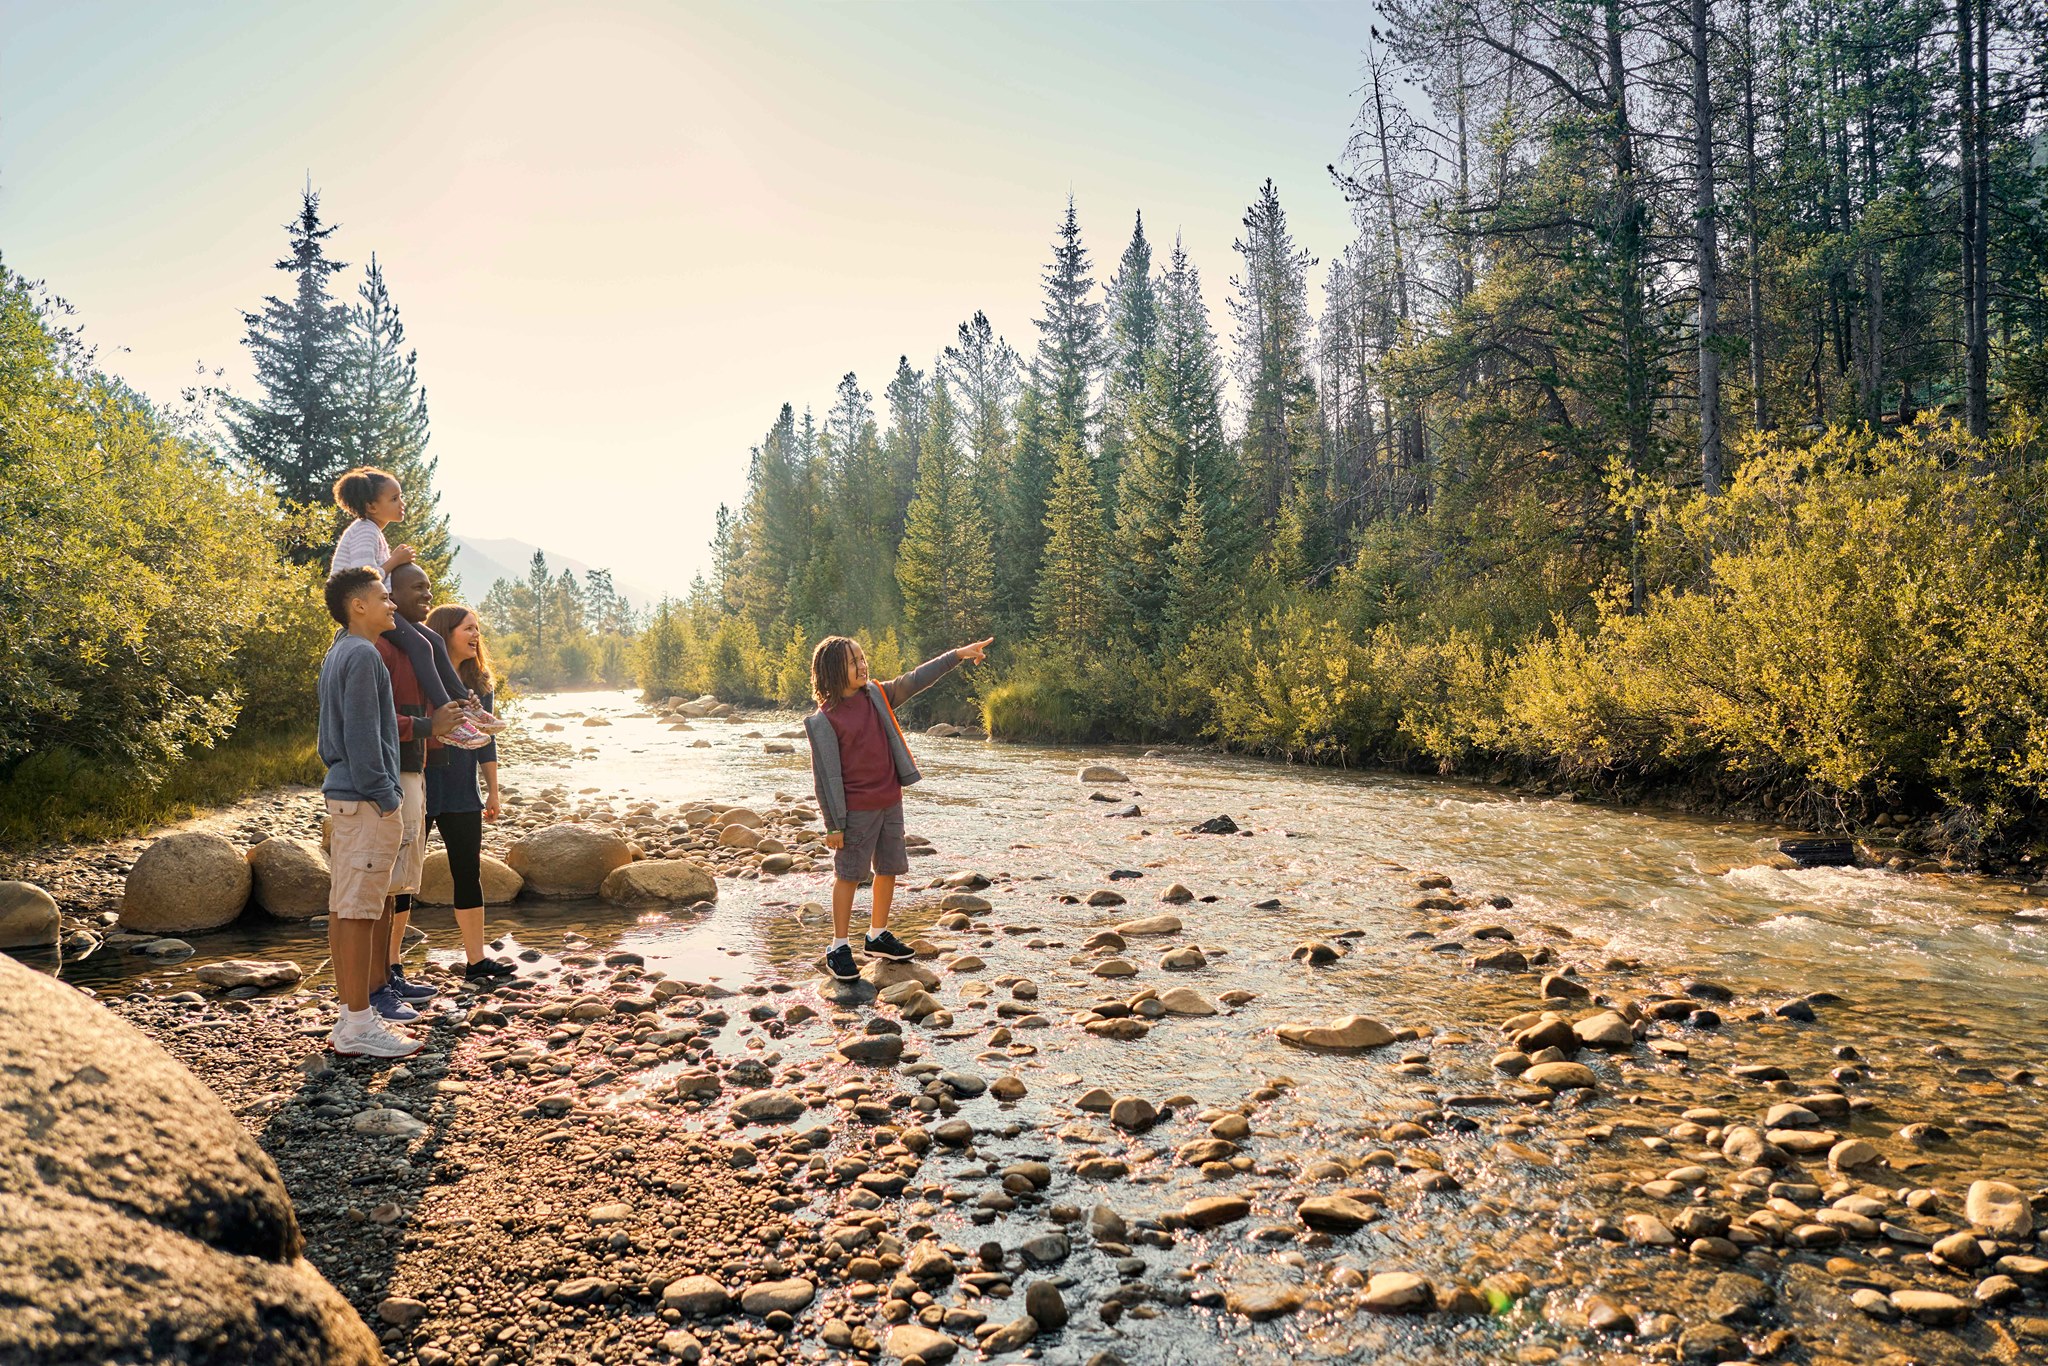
[2,0,1379,597]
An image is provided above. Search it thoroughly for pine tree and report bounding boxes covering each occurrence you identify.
[223,186,353,527]
[1099,211,1158,517]
[1160,474,1221,651]
[523,550,552,660]
[882,356,930,543]
[942,310,1020,503]
[999,200,1104,630]
[895,373,994,658]
[1230,179,1322,525]
[340,253,454,587]
[1034,432,1110,652]
[1114,239,1237,645]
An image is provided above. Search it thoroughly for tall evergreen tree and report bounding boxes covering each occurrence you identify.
[1114,239,1237,645]
[882,356,930,542]
[942,310,1020,503]
[998,201,1104,631]
[1230,179,1322,525]
[1034,432,1111,652]
[222,187,353,528]
[1098,211,1158,517]
[340,253,453,586]
[896,373,993,657]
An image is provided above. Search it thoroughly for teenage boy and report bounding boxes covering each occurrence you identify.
[319,566,422,1058]
[371,562,464,1019]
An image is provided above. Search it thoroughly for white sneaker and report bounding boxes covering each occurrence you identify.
[330,1012,423,1058]
[441,719,492,750]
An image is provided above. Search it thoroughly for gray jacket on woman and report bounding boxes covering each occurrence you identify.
[804,651,961,833]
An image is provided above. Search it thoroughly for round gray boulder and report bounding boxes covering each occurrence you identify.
[119,831,251,934]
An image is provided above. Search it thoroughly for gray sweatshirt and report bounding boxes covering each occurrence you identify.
[319,633,403,812]
[805,650,961,833]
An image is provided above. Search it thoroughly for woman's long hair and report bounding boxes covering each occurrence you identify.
[426,604,497,696]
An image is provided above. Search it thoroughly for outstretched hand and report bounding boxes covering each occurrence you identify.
[957,636,995,664]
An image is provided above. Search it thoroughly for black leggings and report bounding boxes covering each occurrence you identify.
[433,810,486,908]
[385,614,468,710]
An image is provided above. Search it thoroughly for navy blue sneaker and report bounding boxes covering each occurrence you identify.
[824,943,859,980]
[862,929,916,962]
[386,964,438,1000]
[368,983,421,1022]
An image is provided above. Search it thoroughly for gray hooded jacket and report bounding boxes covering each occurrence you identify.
[805,650,961,833]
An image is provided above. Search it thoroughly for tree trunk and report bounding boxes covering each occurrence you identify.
[1693,0,1723,494]
[1742,0,1769,431]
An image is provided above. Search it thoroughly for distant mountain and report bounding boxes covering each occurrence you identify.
[450,535,663,611]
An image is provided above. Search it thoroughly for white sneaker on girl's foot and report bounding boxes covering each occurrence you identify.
[330,1010,423,1058]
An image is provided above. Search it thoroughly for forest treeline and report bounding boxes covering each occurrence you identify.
[640,0,2048,855]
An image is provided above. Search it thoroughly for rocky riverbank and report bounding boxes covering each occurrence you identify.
[16,693,2048,1365]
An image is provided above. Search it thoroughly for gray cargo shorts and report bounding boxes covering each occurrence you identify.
[834,803,908,882]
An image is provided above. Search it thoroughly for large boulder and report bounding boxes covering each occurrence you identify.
[504,823,633,898]
[0,882,59,949]
[416,850,525,907]
[119,831,251,934]
[600,860,718,906]
[245,837,331,921]
[0,952,379,1363]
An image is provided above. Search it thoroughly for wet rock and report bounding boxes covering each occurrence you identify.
[244,838,331,920]
[1078,765,1130,785]
[1093,958,1138,978]
[1161,883,1194,904]
[1276,1016,1395,1051]
[1625,1213,1677,1246]
[1088,889,1128,907]
[1539,973,1591,1000]
[1572,1011,1633,1051]
[1025,1279,1068,1330]
[505,823,632,898]
[1472,948,1527,972]
[1158,987,1217,1016]
[1159,946,1207,971]
[1182,1195,1251,1228]
[981,1316,1037,1352]
[0,955,380,1361]
[1112,914,1182,937]
[1110,1097,1158,1132]
[1720,1126,1786,1169]
[1586,1296,1634,1334]
[863,960,941,991]
[0,882,67,949]
[990,1075,1028,1100]
[418,850,522,906]
[731,1091,804,1124]
[1224,1284,1304,1319]
[120,831,251,934]
[1360,1272,1432,1313]
[1965,1180,2034,1239]
[1519,1061,1599,1091]
[1890,1289,1969,1326]
[907,1243,956,1285]
[837,1033,905,1065]
[1019,1233,1069,1265]
[1297,1195,1379,1232]
[739,1278,815,1315]
[1933,1231,1987,1269]
[662,1275,732,1315]
[194,960,301,992]
[1827,1138,1881,1171]
[1190,815,1239,835]
[599,859,718,905]
[1677,1323,1745,1361]
[1292,941,1341,965]
[1705,1273,1771,1325]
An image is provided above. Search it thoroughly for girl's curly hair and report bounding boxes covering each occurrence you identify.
[810,635,862,709]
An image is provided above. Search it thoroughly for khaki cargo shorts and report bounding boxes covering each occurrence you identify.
[834,803,908,882]
[327,797,403,920]
[389,772,427,895]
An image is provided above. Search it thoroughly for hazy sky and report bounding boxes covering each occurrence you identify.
[2,0,1382,598]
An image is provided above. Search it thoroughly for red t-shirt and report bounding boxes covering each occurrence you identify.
[824,693,902,811]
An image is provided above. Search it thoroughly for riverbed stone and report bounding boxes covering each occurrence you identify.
[1297,1195,1380,1232]
[120,831,251,934]
[1183,1195,1251,1228]
[1964,1180,2034,1239]
[0,881,60,948]
[1158,987,1217,1016]
[885,1323,959,1361]
[599,858,718,906]
[1110,1097,1158,1132]
[194,960,302,992]
[1025,1279,1068,1330]
[0,951,380,1363]
[1277,1015,1395,1050]
[1161,883,1194,903]
[1361,1272,1433,1313]
[740,1278,815,1315]
[244,838,330,920]
[1113,913,1182,937]
[505,823,632,897]
[1572,1011,1634,1051]
[1519,1061,1599,1091]
[1160,946,1207,971]
[1890,1289,1970,1326]
[1093,958,1138,978]
[731,1091,804,1124]
[417,850,523,906]
[1225,1284,1305,1319]
[1078,765,1129,785]
[1540,973,1591,1000]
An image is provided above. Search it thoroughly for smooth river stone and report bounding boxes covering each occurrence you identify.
[1519,1061,1600,1091]
[1113,913,1182,937]
[1297,1195,1380,1232]
[1182,1195,1252,1228]
[1965,1181,2034,1239]
[1276,1016,1395,1050]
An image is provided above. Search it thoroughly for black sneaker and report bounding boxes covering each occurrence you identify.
[862,929,916,962]
[824,943,860,980]
[464,959,516,983]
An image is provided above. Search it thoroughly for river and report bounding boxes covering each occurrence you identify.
[59,688,2048,1362]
